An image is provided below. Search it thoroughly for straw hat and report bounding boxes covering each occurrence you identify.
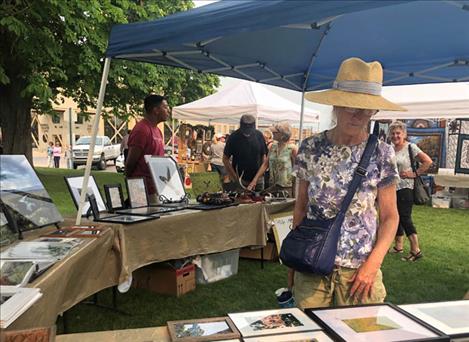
[305,57,406,111]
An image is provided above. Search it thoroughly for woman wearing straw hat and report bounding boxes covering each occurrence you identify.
[291,57,401,308]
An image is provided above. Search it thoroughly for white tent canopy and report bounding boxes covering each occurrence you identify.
[375,82,469,120]
[173,80,320,126]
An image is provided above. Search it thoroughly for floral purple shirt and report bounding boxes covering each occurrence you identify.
[294,132,398,268]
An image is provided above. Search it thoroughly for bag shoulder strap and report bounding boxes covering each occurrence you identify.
[338,135,378,216]
[408,143,417,173]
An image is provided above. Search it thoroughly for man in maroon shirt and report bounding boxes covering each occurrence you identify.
[125,94,170,203]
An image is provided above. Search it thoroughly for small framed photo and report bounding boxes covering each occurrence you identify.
[228,308,321,338]
[125,177,149,208]
[167,316,240,341]
[205,130,212,142]
[104,184,125,212]
[399,300,469,339]
[64,175,107,216]
[305,303,449,342]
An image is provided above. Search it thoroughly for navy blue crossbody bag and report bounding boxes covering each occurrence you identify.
[279,135,378,275]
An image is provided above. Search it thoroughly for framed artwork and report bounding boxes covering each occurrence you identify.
[305,303,449,342]
[228,308,321,338]
[125,177,149,208]
[0,202,19,247]
[243,330,333,342]
[399,300,469,339]
[64,175,106,216]
[205,130,212,142]
[104,184,125,212]
[0,260,37,287]
[147,156,186,203]
[270,212,293,263]
[455,134,469,174]
[167,317,240,341]
[0,155,63,231]
[407,128,445,174]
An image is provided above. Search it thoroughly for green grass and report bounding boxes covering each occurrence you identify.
[34,168,469,334]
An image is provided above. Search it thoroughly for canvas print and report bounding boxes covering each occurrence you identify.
[65,175,107,216]
[147,157,186,202]
[243,330,333,342]
[400,300,469,337]
[229,308,320,338]
[167,317,240,341]
[305,303,446,342]
[126,177,149,208]
[455,134,469,174]
[407,128,445,174]
[0,155,63,230]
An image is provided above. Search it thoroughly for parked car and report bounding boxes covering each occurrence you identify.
[71,136,121,170]
[116,154,125,173]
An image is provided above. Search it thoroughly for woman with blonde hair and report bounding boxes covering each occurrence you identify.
[388,121,432,261]
[249,122,297,197]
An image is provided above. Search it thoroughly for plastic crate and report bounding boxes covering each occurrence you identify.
[193,249,239,284]
[431,195,451,208]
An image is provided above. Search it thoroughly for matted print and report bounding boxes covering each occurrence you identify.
[64,175,106,216]
[243,330,333,341]
[400,300,469,338]
[407,128,445,174]
[126,177,149,208]
[147,156,186,202]
[228,308,321,338]
[270,212,293,263]
[305,303,448,342]
[0,155,63,230]
[455,134,469,174]
[104,184,125,211]
[167,316,240,341]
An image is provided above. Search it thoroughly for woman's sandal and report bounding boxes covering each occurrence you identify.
[389,246,404,254]
[402,251,423,262]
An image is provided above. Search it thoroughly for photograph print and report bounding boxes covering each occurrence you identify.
[147,156,185,202]
[167,317,240,341]
[400,300,469,338]
[0,155,63,230]
[305,303,448,342]
[126,177,149,208]
[64,176,107,216]
[229,308,321,338]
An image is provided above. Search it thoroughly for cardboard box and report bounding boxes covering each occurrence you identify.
[240,242,278,261]
[132,263,195,297]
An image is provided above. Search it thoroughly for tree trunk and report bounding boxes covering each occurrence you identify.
[0,81,33,165]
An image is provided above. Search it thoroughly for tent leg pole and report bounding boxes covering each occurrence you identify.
[299,91,305,143]
[75,57,112,226]
[172,119,175,156]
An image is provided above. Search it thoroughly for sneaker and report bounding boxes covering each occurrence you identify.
[389,246,404,254]
[402,251,423,262]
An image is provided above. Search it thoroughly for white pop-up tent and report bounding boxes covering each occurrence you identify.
[173,80,320,126]
[374,82,469,120]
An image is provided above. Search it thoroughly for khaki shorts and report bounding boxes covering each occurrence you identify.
[293,266,387,309]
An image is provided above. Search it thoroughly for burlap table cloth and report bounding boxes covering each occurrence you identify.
[5,224,121,330]
[116,203,270,282]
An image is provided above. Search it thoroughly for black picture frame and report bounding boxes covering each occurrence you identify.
[305,303,449,342]
[455,134,469,174]
[104,184,125,212]
[64,175,107,217]
[125,177,149,208]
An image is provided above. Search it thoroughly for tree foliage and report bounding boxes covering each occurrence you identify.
[0,0,219,159]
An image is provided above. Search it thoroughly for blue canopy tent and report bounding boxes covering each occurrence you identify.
[76,0,469,224]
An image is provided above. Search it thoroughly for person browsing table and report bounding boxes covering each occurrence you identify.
[291,57,402,308]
